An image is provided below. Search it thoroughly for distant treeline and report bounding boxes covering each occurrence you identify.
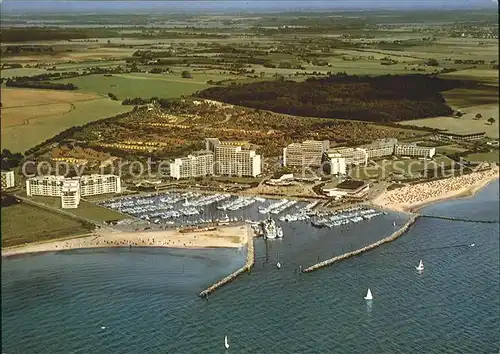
[5,79,77,90]
[1,28,120,42]
[195,74,463,123]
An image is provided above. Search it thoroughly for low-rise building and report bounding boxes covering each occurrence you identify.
[283,140,329,167]
[394,144,436,158]
[322,180,370,199]
[1,170,15,189]
[436,131,485,142]
[170,151,214,180]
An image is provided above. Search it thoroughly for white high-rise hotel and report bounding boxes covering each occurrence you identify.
[170,139,261,179]
[26,174,121,208]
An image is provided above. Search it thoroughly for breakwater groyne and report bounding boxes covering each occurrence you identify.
[199,225,255,298]
[303,214,421,273]
[419,214,499,224]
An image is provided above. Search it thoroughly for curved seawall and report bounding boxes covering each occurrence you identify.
[199,225,255,297]
[303,214,421,273]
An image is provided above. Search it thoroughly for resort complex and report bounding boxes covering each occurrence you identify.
[283,140,330,167]
[26,174,122,208]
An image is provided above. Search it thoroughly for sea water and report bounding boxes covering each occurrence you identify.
[2,180,499,353]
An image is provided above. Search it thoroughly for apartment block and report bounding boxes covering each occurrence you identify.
[327,147,368,166]
[205,138,261,177]
[362,138,398,159]
[26,174,121,208]
[170,151,214,180]
[79,174,122,196]
[26,175,65,197]
[394,144,436,158]
[322,153,346,175]
[1,170,15,189]
[61,179,81,209]
[283,140,329,167]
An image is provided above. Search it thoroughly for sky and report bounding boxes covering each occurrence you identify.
[1,0,498,14]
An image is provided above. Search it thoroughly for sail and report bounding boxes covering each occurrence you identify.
[364,288,373,300]
[419,260,424,268]
[224,336,229,349]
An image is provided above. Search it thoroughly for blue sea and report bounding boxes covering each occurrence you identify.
[2,180,499,353]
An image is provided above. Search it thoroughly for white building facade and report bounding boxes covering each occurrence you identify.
[1,170,15,189]
[26,174,121,208]
[322,153,347,175]
[170,152,214,180]
[283,140,329,167]
[394,144,436,158]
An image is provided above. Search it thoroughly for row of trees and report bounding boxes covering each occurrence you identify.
[5,79,77,90]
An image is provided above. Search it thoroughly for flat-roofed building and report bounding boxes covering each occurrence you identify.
[1,170,15,189]
[205,138,261,177]
[170,151,214,180]
[26,174,121,208]
[79,174,122,196]
[327,147,368,166]
[394,144,435,158]
[436,131,485,142]
[322,153,346,175]
[322,180,370,199]
[26,175,65,197]
[283,140,329,167]
[61,179,81,209]
[362,138,398,159]
[215,145,261,177]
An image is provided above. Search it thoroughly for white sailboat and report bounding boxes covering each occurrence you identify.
[364,288,373,300]
[415,260,424,271]
[392,221,396,227]
[470,243,475,247]
[276,252,281,269]
[224,335,229,349]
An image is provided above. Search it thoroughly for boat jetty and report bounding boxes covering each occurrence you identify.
[198,224,255,298]
[302,214,420,273]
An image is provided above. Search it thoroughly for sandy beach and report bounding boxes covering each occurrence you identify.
[2,224,250,257]
[373,167,499,213]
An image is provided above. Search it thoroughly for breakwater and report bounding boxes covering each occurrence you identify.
[199,224,255,298]
[419,214,499,224]
[303,214,421,273]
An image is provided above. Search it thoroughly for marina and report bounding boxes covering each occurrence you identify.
[96,191,388,233]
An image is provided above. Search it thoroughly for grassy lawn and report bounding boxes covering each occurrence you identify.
[435,145,469,154]
[1,202,93,248]
[29,195,129,222]
[463,151,499,163]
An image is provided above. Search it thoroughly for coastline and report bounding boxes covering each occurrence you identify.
[373,167,499,213]
[2,224,250,258]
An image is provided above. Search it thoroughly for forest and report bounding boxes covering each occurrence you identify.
[195,74,464,122]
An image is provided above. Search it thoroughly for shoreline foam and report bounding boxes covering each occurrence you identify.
[2,225,249,258]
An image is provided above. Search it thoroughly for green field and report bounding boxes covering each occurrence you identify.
[1,202,93,247]
[29,195,129,222]
[464,151,500,163]
[2,96,131,153]
[58,72,238,99]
